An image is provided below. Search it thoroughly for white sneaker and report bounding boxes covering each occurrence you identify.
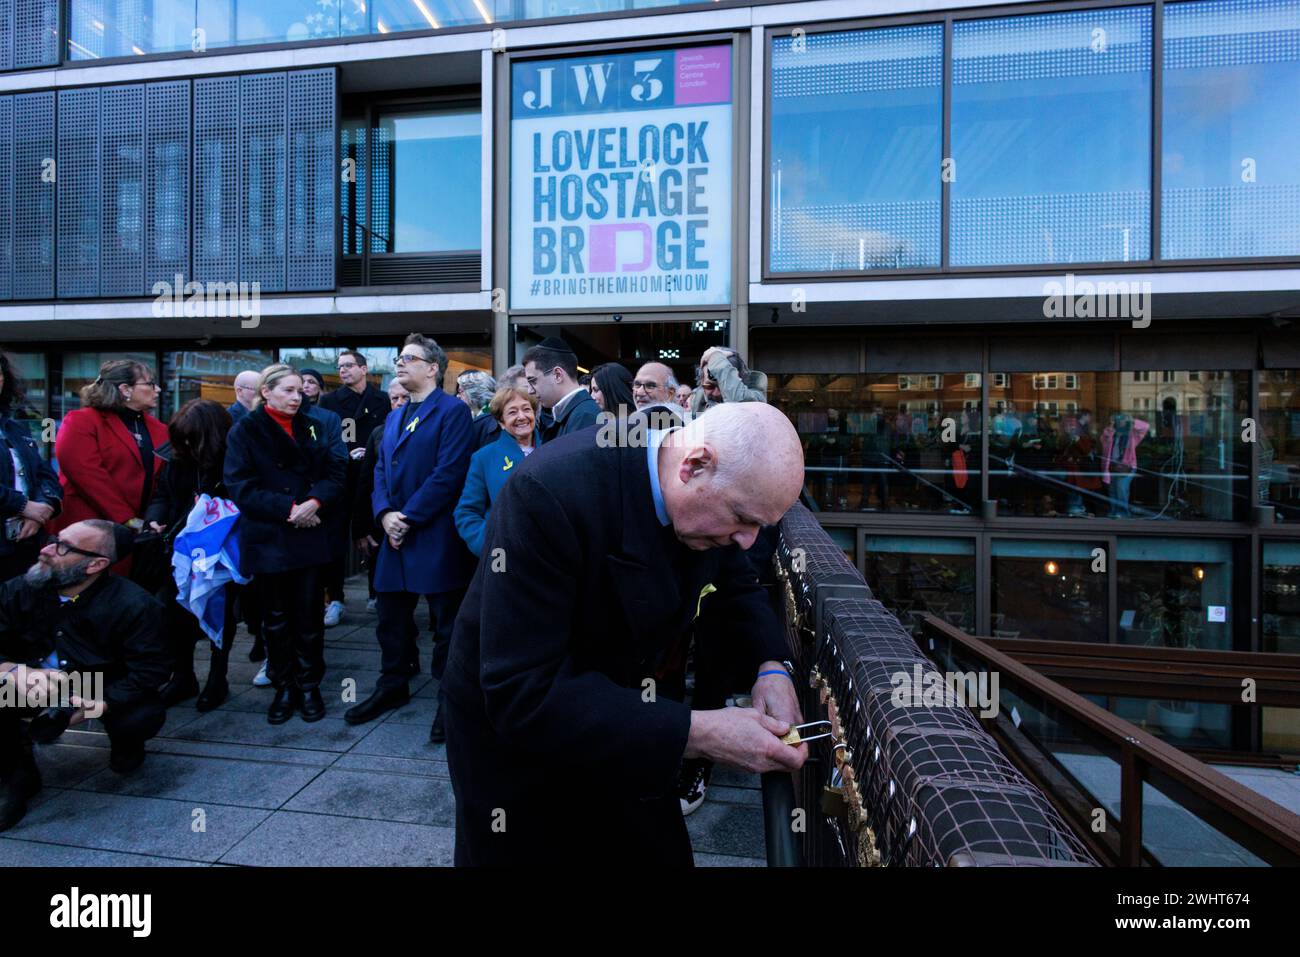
[252,662,271,687]
[366,598,377,614]
[323,601,344,628]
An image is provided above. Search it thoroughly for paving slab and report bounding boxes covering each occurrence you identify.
[284,768,457,827]
[168,709,375,752]
[347,720,446,761]
[76,752,325,810]
[219,811,455,867]
[0,838,208,867]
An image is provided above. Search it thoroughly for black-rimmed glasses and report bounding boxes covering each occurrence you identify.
[44,535,109,561]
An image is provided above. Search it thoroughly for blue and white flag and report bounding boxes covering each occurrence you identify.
[173,495,251,648]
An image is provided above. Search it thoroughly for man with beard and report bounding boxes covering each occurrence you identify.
[0,520,167,832]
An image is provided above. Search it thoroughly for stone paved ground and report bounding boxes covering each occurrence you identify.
[0,578,766,867]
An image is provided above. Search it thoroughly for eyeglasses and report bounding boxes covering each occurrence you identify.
[44,535,109,560]
[393,353,430,367]
[337,362,360,371]
[134,380,159,388]
[632,380,662,391]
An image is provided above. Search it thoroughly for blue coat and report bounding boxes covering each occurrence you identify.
[304,403,350,559]
[372,388,475,595]
[454,429,539,558]
[224,406,347,575]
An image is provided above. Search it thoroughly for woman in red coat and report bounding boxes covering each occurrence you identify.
[51,360,167,565]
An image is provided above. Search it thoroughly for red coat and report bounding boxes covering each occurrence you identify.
[51,407,169,532]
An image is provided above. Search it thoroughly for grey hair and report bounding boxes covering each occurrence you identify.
[499,364,527,390]
[458,370,498,409]
[81,519,119,563]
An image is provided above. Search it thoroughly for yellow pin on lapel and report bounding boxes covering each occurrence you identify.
[694,583,716,620]
[309,425,317,440]
[502,455,514,471]
[405,416,420,433]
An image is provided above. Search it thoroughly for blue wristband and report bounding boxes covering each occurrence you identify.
[757,669,792,681]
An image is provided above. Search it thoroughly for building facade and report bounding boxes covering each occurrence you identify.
[1,0,1299,758]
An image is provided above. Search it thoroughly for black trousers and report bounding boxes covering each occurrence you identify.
[256,566,326,691]
[238,582,263,640]
[162,585,236,684]
[0,696,166,771]
[374,587,465,693]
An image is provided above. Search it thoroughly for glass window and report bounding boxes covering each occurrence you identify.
[1262,706,1300,753]
[373,0,495,32]
[159,350,276,420]
[863,535,975,637]
[372,110,481,254]
[6,353,49,453]
[1262,540,1300,653]
[1116,537,1236,650]
[768,24,943,273]
[1112,696,1232,749]
[58,351,156,420]
[770,372,982,514]
[279,344,488,393]
[1258,369,1300,521]
[991,539,1109,643]
[951,7,1152,265]
[237,1,340,45]
[990,370,1249,520]
[1162,0,1300,259]
[69,0,197,59]
[827,527,856,568]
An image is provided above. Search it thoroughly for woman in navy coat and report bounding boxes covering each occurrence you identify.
[224,365,346,726]
[0,352,61,583]
[454,388,540,558]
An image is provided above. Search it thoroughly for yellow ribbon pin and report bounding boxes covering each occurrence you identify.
[308,425,317,440]
[502,455,514,471]
[405,417,420,433]
[694,583,716,620]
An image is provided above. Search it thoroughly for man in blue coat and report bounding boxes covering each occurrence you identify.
[344,334,474,742]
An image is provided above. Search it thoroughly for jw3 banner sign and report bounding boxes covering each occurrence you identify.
[510,45,733,310]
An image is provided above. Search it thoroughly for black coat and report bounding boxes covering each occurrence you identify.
[442,427,787,865]
[471,412,500,450]
[0,572,167,708]
[144,445,227,529]
[223,407,347,576]
[540,389,600,444]
[0,413,61,557]
[352,423,386,541]
[319,383,390,454]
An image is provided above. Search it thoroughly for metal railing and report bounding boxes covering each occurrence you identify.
[921,616,1300,866]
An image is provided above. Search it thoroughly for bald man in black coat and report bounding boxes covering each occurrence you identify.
[441,403,808,866]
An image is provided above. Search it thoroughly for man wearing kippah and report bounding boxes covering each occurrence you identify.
[522,337,601,444]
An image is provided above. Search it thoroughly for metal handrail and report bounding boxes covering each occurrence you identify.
[761,772,800,867]
[921,615,1300,866]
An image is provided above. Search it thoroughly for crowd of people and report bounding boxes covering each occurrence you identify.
[0,335,787,850]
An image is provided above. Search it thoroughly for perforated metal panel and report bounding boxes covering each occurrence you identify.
[101,84,145,297]
[0,1,14,73]
[193,77,239,286]
[146,81,190,295]
[240,72,286,293]
[13,91,54,300]
[57,88,101,299]
[0,98,12,300]
[15,0,59,70]
[287,69,336,291]
[340,122,366,257]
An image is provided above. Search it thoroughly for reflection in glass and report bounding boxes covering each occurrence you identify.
[1113,696,1232,750]
[769,373,982,514]
[1116,537,1235,650]
[160,350,276,419]
[951,8,1152,265]
[1163,0,1300,259]
[1257,369,1300,520]
[990,370,1249,521]
[991,539,1108,642]
[769,24,943,273]
[1263,706,1300,753]
[279,344,488,393]
[373,0,498,31]
[1262,541,1300,654]
[863,535,975,637]
[827,527,856,569]
[6,353,48,453]
[372,110,482,254]
[69,0,197,59]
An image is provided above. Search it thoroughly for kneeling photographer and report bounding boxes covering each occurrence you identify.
[0,520,168,833]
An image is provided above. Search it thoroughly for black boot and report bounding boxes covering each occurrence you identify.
[299,687,325,723]
[344,686,409,726]
[0,751,41,833]
[197,636,231,712]
[267,686,299,725]
[159,674,200,707]
[429,700,445,743]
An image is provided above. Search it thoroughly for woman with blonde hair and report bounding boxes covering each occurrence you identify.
[224,365,346,725]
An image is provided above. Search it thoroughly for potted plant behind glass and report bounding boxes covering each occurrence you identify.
[1138,585,1203,740]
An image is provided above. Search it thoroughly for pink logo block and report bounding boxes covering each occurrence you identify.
[589,223,652,273]
[674,46,731,106]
